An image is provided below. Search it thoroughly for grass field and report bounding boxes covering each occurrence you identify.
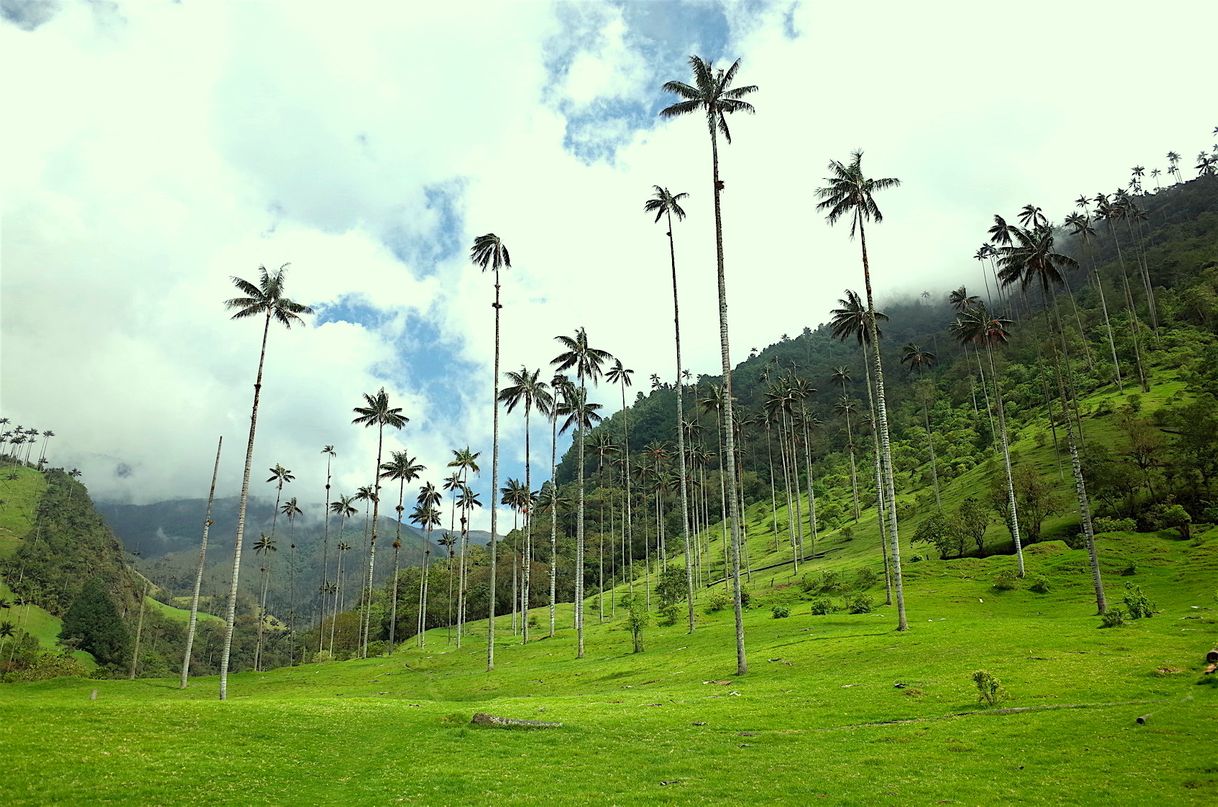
[3,525,1216,804]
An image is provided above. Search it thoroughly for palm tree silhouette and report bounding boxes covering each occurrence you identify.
[317,444,336,653]
[900,344,941,510]
[219,264,312,700]
[252,532,278,671]
[181,435,223,689]
[380,450,424,651]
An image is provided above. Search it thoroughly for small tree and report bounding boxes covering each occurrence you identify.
[655,566,687,627]
[60,578,129,668]
[913,512,953,559]
[622,594,648,654]
[955,497,990,557]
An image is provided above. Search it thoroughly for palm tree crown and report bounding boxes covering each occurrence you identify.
[224,264,313,326]
[659,56,757,143]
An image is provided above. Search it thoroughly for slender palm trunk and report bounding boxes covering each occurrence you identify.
[860,341,891,604]
[922,403,941,510]
[181,435,222,688]
[1085,246,1123,391]
[318,456,332,653]
[765,424,779,553]
[389,480,405,652]
[776,413,797,572]
[709,124,747,674]
[219,311,273,701]
[857,217,907,631]
[129,581,150,680]
[255,564,271,671]
[1107,221,1149,391]
[329,548,342,655]
[360,427,385,659]
[549,411,558,638]
[522,405,532,644]
[1062,274,1094,371]
[418,526,432,647]
[665,211,696,631]
[986,344,1025,576]
[487,268,503,671]
[782,407,804,556]
[972,346,997,440]
[800,408,818,559]
[575,373,587,659]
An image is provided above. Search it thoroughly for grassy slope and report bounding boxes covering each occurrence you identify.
[144,595,222,625]
[0,466,44,559]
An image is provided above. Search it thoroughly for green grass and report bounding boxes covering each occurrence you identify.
[0,579,96,669]
[3,528,1216,804]
[144,595,222,625]
[0,465,44,558]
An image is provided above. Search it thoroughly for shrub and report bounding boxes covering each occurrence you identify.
[704,591,729,614]
[771,605,791,619]
[809,570,844,595]
[1119,562,1137,577]
[810,598,835,615]
[1093,516,1136,534]
[840,526,855,542]
[972,670,1007,707]
[739,589,751,608]
[846,594,873,614]
[992,571,1019,591]
[1099,607,1126,628]
[854,567,878,591]
[1122,583,1155,619]
[622,594,648,653]
[1149,504,1192,540]
[1028,577,1050,594]
[655,567,686,626]
[311,650,334,664]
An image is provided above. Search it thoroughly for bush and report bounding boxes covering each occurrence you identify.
[972,670,1007,707]
[808,570,844,595]
[771,605,791,619]
[622,594,648,653]
[739,588,751,608]
[1122,583,1155,619]
[1093,516,1136,533]
[704,591,729,614]
[311,650,334,664]
[840,526,855,542]
[810,598,835,615]
[1149,504,1192,540]
[655,567,687,626]
[1099,607,1126,628]
[1119,562,1137,576]
[992,571,1019,591]
[854,567,878,591]
[846,594,873,614]
[1028,577,1050,594]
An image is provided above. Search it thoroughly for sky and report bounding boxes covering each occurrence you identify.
[1,0,1213,532]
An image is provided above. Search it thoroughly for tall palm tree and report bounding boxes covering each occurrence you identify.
[538,479,566,638]
[547,373,571,635]
[327,494,356,654]
[470,232,511,671]
[181,435,222,689]
[280,495,302,663]
[900,344,941,510]
[498,366,553,644]
[815,151,907,631]
[317,444,335,652]
[604,362,634,594]
[411,489,441,647]
[645,185,697,631]
[1095,194,1149,391]
[828,365,861,520]
[441,470,462,642]
[331,540,351,655]
[35,430,53,465]
[552,328,611,658]
[1166,151,1182,184]
[661,54,757,675]
[380,450,424,651]
[253,532,278,671]
[1064,212,1122,391]
[447,447,481,644]
[499,477,529,634]
[952,305,1025,576]
[219,264,312,700]
[352,388,408,658]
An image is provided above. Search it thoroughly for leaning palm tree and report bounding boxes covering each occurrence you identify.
[498,366,553,644]
[470,232,511,672]
[660,55,757,674]
[1166,151,1182,184]
[219,264,312,700]
[1064,212,1122,391]
[552,329,611,658]
[352,388,408,658]
[181,435,223,689]
[645,185,697,631]
[815,151,907,631]
[952,305,1025,577]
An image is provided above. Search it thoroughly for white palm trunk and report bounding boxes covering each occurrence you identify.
[181,435,222,689]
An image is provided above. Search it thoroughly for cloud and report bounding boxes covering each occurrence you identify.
[2,0,1213,536]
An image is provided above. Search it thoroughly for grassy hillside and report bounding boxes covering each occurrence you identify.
[2,523,1215,804]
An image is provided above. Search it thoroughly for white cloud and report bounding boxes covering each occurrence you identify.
[2,0,1213,536]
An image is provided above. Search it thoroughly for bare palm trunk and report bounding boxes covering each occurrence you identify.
[782,408,805,556]
[857,217,907,631]
[922,404,941,510]
[709,124,747,675]
[776,413,797,572]
[1108,222,1149,391]
[799,408,818,559]
[665,210,697,632]
[1085,247,1123,391]
[318,454,333,654]
[522,405,532,644]
[389,542,400,650]
[488,267,502,671]
[181,435,222,688]
[860,341,891,604]
[549,410,558,638]
[360,425,387,659]
[255,564,271,672]
[986,344,1025,576]
[129,580,150,680]
[764,423,779,553]
[575,371,588,660]
[219,311,273,701]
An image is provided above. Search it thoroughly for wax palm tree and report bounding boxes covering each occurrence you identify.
[280,495,302,661]
[1064,212,1122,390]
[181,435,222,689]
[327,494,356,653]
[441,471,462,641]
[1150,168,1161,190]
[498,366,553,644]
[219,264,312,700]
[1166,151,1182,184]
[411,489,441,647]
[661,54,756,675]
[901,344,941,508]
[317,444,336,652]
[1094,194,1149,391]
[35,430,53,465]
[952,305,1025,576]
[552,328,611,658]
[644,185,696,630]
[949,286,981,313]
[996,228,1106,612]
[448,447,481,644]
[253,532,278,671]
[470,232,511,671]
[829,366,861,520]
[331,540,352,654]
[604,360,635,596]
[815,151,907,631]
[537,480,567,637]
[380,450,424,651]
[352,388,408,657]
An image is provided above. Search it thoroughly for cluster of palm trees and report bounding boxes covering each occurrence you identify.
[0,422,55,468]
